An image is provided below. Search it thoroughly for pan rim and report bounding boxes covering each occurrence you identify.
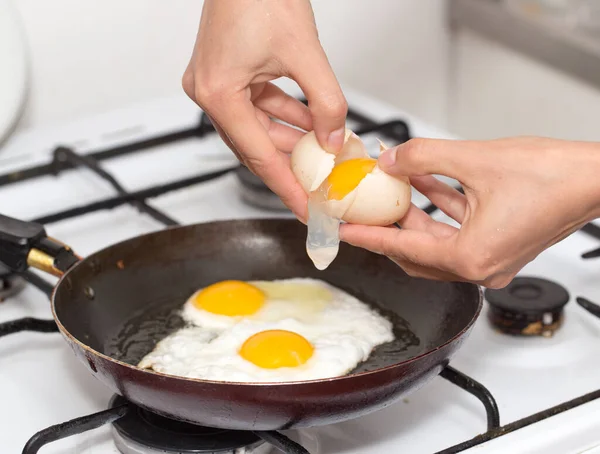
[51,218,484,387]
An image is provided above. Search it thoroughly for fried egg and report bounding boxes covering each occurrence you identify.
[139,317,393,383]
[181,278,334,330]
[139,279,395,383]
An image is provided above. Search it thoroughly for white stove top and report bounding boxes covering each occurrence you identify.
[1,82,599,454]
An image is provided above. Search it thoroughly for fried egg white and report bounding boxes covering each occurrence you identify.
[138,313,394,383]
[181,278,336,331]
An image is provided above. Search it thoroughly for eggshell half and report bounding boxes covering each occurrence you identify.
[291,132,335,192]
[291,129,369,192]
[334,131,369,164]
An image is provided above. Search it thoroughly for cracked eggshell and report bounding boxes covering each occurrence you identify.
[333,130,370,163]
[340,166,411,225]
[291,129,368,192]
[292,129,411,226]
[319,187,358,219]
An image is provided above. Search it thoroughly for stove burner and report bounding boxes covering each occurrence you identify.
[235,165,288,211]
[110,395,270,454]
[484,277,570,337]
[0,265,25,301]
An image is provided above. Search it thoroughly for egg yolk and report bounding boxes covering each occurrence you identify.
[325,158,377,200]
[193,280,265,316]
[240,330,314,369]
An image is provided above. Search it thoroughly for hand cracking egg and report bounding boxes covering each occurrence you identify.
[291,129,412,270]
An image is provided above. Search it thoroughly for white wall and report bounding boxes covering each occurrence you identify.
[13,0,204,129]
[11,0,450,132]
[14,0,600,141]
[449,29,600,141]
[312,0,450,128]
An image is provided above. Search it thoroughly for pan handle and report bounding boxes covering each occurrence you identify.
[0,213,79,277]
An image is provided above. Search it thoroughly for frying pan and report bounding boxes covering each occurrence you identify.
[0,214,482,430]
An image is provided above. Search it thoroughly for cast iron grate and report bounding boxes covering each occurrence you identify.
[21,366,500,454]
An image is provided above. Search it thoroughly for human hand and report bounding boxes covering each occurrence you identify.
[182,0,348,220]
[340,137,600,288]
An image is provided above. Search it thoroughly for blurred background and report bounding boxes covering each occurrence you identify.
[4,0,600,143]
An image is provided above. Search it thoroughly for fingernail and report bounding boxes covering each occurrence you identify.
[327,128,345,152]
[378,147,397,169]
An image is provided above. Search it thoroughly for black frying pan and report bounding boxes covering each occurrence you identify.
[0,215,482,430]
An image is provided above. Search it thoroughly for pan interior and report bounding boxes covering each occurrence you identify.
[54,219,480,378]
[102,282,422,375]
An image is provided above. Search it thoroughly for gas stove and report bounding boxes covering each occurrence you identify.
[1,81,600,453]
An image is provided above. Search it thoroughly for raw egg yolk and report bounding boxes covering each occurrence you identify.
[240,330,314,369]
[193,280,265,316]
[325,158,377,200]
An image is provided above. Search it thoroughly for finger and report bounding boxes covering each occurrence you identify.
[207,114,246,165]
[341,223,461,281]
[410,176,467,223]
[390,256,464,282]
[378,138,477,183]
[251,83,313,131]
[255,108,305,153]
[398,204,434,230]
[339,224,452,270]
[399,204,457,237]
[267,121,305,153]
[203,90,308,221]
[181,71,242,162]
[289,46,348,153]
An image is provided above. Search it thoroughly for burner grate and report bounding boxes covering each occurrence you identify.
[21,367,500,454]
[32,166,236,226]
[22,403,130,454]
[581,245,600,259]
[0,317,57,337]
[0,113,215,187]
[435,387,600,454]
[576,296,600,319]
[19,270,54,297]
[51,146,179,226]
[21,397,310,454]
[0,268,26,301]
[440,367,500,431]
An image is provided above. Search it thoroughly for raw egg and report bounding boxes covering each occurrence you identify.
[291,129,411,270]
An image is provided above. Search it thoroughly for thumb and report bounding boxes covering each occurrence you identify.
[378,138,472,182]
[291,47,348,153]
